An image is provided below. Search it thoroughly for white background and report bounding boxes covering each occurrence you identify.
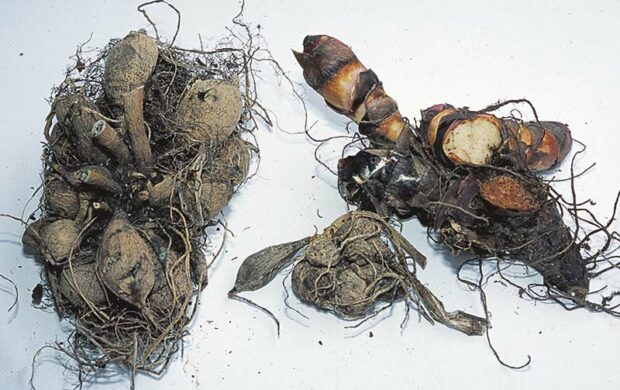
[1,1,620,389]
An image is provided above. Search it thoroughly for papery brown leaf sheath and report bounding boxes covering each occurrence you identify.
[293,35,405,142]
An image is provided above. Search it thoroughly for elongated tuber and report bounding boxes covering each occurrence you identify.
[122,86,154,172]
[293,35,405,143]
[67,165,123,194]
[91,120,131,164]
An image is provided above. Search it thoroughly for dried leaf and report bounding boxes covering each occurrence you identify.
[230,237,310,294]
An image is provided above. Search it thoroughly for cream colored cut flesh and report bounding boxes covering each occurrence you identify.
[442,117,502,166]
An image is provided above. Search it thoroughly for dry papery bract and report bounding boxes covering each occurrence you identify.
[21,10,272,386]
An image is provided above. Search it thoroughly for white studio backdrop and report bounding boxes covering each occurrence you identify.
[1,1,619,389]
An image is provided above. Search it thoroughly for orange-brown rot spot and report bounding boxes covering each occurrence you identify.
[318,61,367,115]
[480,175,540,212]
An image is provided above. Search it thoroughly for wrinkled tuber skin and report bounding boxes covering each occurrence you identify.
[59,262,108,309]
[41,219,80,265]
[177,79,243,144]
[97,212,158,308]
[294,34,587,299]
[291,212,415,319]
[103,30,159,104]
[146,249,192,316]
[233,211,487,335]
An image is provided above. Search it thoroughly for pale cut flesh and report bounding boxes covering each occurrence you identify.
[442,117,502,166]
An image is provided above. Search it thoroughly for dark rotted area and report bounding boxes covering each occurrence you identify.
[337,131,589,298]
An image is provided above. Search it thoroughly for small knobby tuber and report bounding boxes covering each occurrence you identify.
[293,35,405,143]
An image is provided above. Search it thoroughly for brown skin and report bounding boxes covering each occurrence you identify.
[293,35,405,142]
[122,87,154,173]
[480,175,540,212]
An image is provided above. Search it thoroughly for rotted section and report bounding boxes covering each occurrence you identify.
[419,104,572,172]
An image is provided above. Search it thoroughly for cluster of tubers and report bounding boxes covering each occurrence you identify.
[233,211,487,336]
[294,35,600,312]
[23,29,253,376]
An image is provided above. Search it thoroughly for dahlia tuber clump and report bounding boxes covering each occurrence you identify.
[20,21,265,385]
